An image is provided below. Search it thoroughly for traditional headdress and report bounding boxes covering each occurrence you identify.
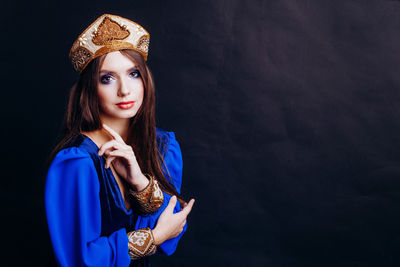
[69,14,150,73]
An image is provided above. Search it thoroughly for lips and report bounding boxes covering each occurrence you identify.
[116,101,135,109]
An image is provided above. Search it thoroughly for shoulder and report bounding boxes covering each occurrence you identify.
[50,134,100,166]
[51,146,91,165]
[156,127,183,191]
[47,146,96,179]
[45,145,102,232]
[50,136,95,166]
[46,145,101,206]
[47,138,99,187]
[156,127,180,156]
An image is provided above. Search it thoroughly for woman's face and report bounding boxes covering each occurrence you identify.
[97,51,144,121]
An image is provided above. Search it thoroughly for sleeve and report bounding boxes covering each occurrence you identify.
[45,147,131,267]
[162,131,183,194]
[135,131,187,256]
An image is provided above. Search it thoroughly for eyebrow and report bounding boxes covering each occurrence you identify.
[99,67,139,75]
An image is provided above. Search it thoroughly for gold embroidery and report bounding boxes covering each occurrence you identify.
[136,36,149,55]
[70,47,93,72]
[129,175,164,214]
[127,228,157,259]
[94,40,136,58]
[92,16,130,45]
[69,14,150,73]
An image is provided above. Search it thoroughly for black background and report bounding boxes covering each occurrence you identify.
[3,0,400,266]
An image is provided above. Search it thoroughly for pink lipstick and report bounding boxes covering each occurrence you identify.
[116,101,135,109]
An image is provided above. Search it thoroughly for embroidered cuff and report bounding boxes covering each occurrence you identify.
[127,228,157,260]
[129,174,164,214]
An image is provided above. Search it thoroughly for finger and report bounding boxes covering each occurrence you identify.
[165,196,177,213]
[180,198,195,217]
[103,124,125,143]
[98,140,122,156]
[173,230,181,238]
[105,156,116,169]
[103,149,113,157]
[98,140,117,156]
[178,226,184,235]
[108,150,131,161]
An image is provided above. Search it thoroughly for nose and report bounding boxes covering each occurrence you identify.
[117,78,130,97]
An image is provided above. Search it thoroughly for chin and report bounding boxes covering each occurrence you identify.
[116,112,138,119]
[102,110,139,120]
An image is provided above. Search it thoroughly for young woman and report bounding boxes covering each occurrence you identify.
[45,14,194,266]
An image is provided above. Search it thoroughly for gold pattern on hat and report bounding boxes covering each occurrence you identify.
[92,17,130,45]
[69,14,150,73]
[70,47,93,74]
[136,36,150,55]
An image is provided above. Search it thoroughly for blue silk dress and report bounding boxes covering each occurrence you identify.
[45,128,186,266]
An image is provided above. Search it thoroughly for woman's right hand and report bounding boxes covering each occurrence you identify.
[152,196,195,245]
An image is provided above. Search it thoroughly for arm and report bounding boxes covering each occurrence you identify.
[135,131,190,255]
[45,147,131,266]
[97,126,194,256]
[126,195,194,260]
[127,130,183,214]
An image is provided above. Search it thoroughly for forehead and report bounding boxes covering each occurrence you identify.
[100,51,137,71]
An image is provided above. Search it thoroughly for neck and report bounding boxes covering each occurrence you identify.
[81,116,132,148]
[100,115,131,141]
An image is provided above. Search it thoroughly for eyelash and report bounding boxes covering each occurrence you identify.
[100,69,141,84]
[129,69,141,79]
[100,75,113,84]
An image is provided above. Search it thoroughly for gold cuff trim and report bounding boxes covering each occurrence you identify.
[129,174,164,214]
[127,228,157,259]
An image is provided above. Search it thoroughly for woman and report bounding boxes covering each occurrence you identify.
[45,14,195,266]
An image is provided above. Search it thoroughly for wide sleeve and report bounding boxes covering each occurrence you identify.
[45,147,131,267]
[162,131,183,194]
[135,131,187,256]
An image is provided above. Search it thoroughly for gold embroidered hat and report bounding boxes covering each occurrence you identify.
[69,14,150,73]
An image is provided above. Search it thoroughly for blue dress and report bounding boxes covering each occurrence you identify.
[45,128,186,266]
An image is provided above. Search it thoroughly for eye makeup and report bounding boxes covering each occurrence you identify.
[129,69,141,79]
[100,74,114,84]
[99,68,141,84]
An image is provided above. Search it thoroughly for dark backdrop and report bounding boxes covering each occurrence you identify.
[3,0,400,266]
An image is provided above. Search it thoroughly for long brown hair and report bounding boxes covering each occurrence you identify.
[48,49,184,204]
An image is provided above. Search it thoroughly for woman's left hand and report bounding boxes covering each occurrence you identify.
[98,124,148,190]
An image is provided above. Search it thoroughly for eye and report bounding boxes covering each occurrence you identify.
[129,69,141,79]
[100,74,114,84]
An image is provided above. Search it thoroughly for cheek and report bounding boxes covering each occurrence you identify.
[97,88,113,109]
[138,85,144,102]
[134,80,145,105]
